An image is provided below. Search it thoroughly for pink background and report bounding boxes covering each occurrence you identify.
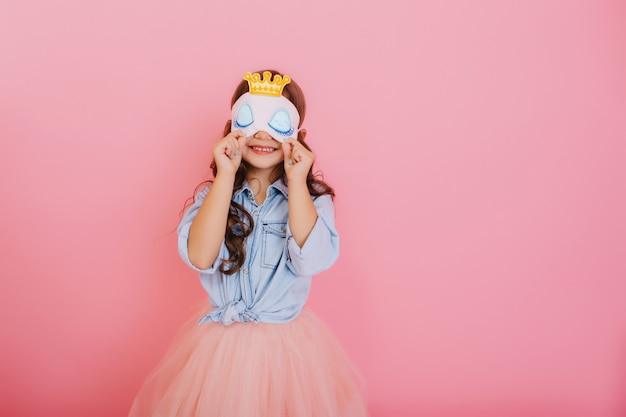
[1,0,625,416]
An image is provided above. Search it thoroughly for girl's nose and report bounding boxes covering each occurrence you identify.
[253,131,272,140]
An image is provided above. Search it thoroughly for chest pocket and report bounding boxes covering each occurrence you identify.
[261,222,287,269]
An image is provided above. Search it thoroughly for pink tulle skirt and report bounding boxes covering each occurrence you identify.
[129,305,368,417]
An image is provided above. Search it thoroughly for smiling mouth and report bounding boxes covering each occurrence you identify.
[250,146,277,154]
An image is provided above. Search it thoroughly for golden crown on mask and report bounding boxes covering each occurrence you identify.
[244,71,291,97]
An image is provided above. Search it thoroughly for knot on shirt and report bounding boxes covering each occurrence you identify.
[197,300,260,326]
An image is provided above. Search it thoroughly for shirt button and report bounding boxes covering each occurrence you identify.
[253,211,259,216]
[243,269,248,274]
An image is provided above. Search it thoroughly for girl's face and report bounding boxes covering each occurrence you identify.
[241,130,285,172]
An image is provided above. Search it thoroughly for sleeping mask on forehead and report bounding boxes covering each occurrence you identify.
[231,71,300,142]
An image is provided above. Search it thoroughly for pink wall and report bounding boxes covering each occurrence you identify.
[1,0,625,416]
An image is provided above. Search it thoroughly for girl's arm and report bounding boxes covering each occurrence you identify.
[187,173,235,269]
[187,131,246,269]
[282,137,339,276]
[282,137,318,247]
[286,178,318,247]
[285,194,339,276]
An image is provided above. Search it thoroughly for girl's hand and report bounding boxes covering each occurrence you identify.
[282,137,314,182]
[213,130,246,177]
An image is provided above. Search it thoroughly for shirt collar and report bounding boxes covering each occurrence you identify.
[233,178,289,200]
[269,178,289,198]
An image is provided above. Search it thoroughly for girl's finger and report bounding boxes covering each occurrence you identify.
[287,138,311,163]
[221,138,231,157]
[229,129,244,140]
[225,130,243,156]
[216,139,229,156]
[235,134,247,155]
[229,136,238,156]
[281,141,293,165]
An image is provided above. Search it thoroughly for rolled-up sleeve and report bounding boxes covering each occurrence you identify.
[177,186,226,273]
[285,194,340,276]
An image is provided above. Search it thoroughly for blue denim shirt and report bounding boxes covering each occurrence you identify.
[177,179,339,325]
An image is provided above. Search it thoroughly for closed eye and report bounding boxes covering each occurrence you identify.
[267,109,294,136]
[234,104,254,128]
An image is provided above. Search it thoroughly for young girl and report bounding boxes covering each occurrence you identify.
[129,70,367,417]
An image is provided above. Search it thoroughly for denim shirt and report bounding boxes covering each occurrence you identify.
[177,179,339,325]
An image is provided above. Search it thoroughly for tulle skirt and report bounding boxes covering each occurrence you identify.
[129,305,368,417]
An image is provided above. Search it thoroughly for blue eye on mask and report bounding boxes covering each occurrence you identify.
[268,109,293,136]
[234,104,254,129]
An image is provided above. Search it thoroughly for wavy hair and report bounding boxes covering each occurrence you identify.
[185,69,334,275]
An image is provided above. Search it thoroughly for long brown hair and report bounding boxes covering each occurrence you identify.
[187,69,334,275]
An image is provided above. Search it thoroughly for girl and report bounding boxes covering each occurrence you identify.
[129,70,367,417]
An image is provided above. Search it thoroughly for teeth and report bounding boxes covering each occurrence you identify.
[252,146,275,152]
